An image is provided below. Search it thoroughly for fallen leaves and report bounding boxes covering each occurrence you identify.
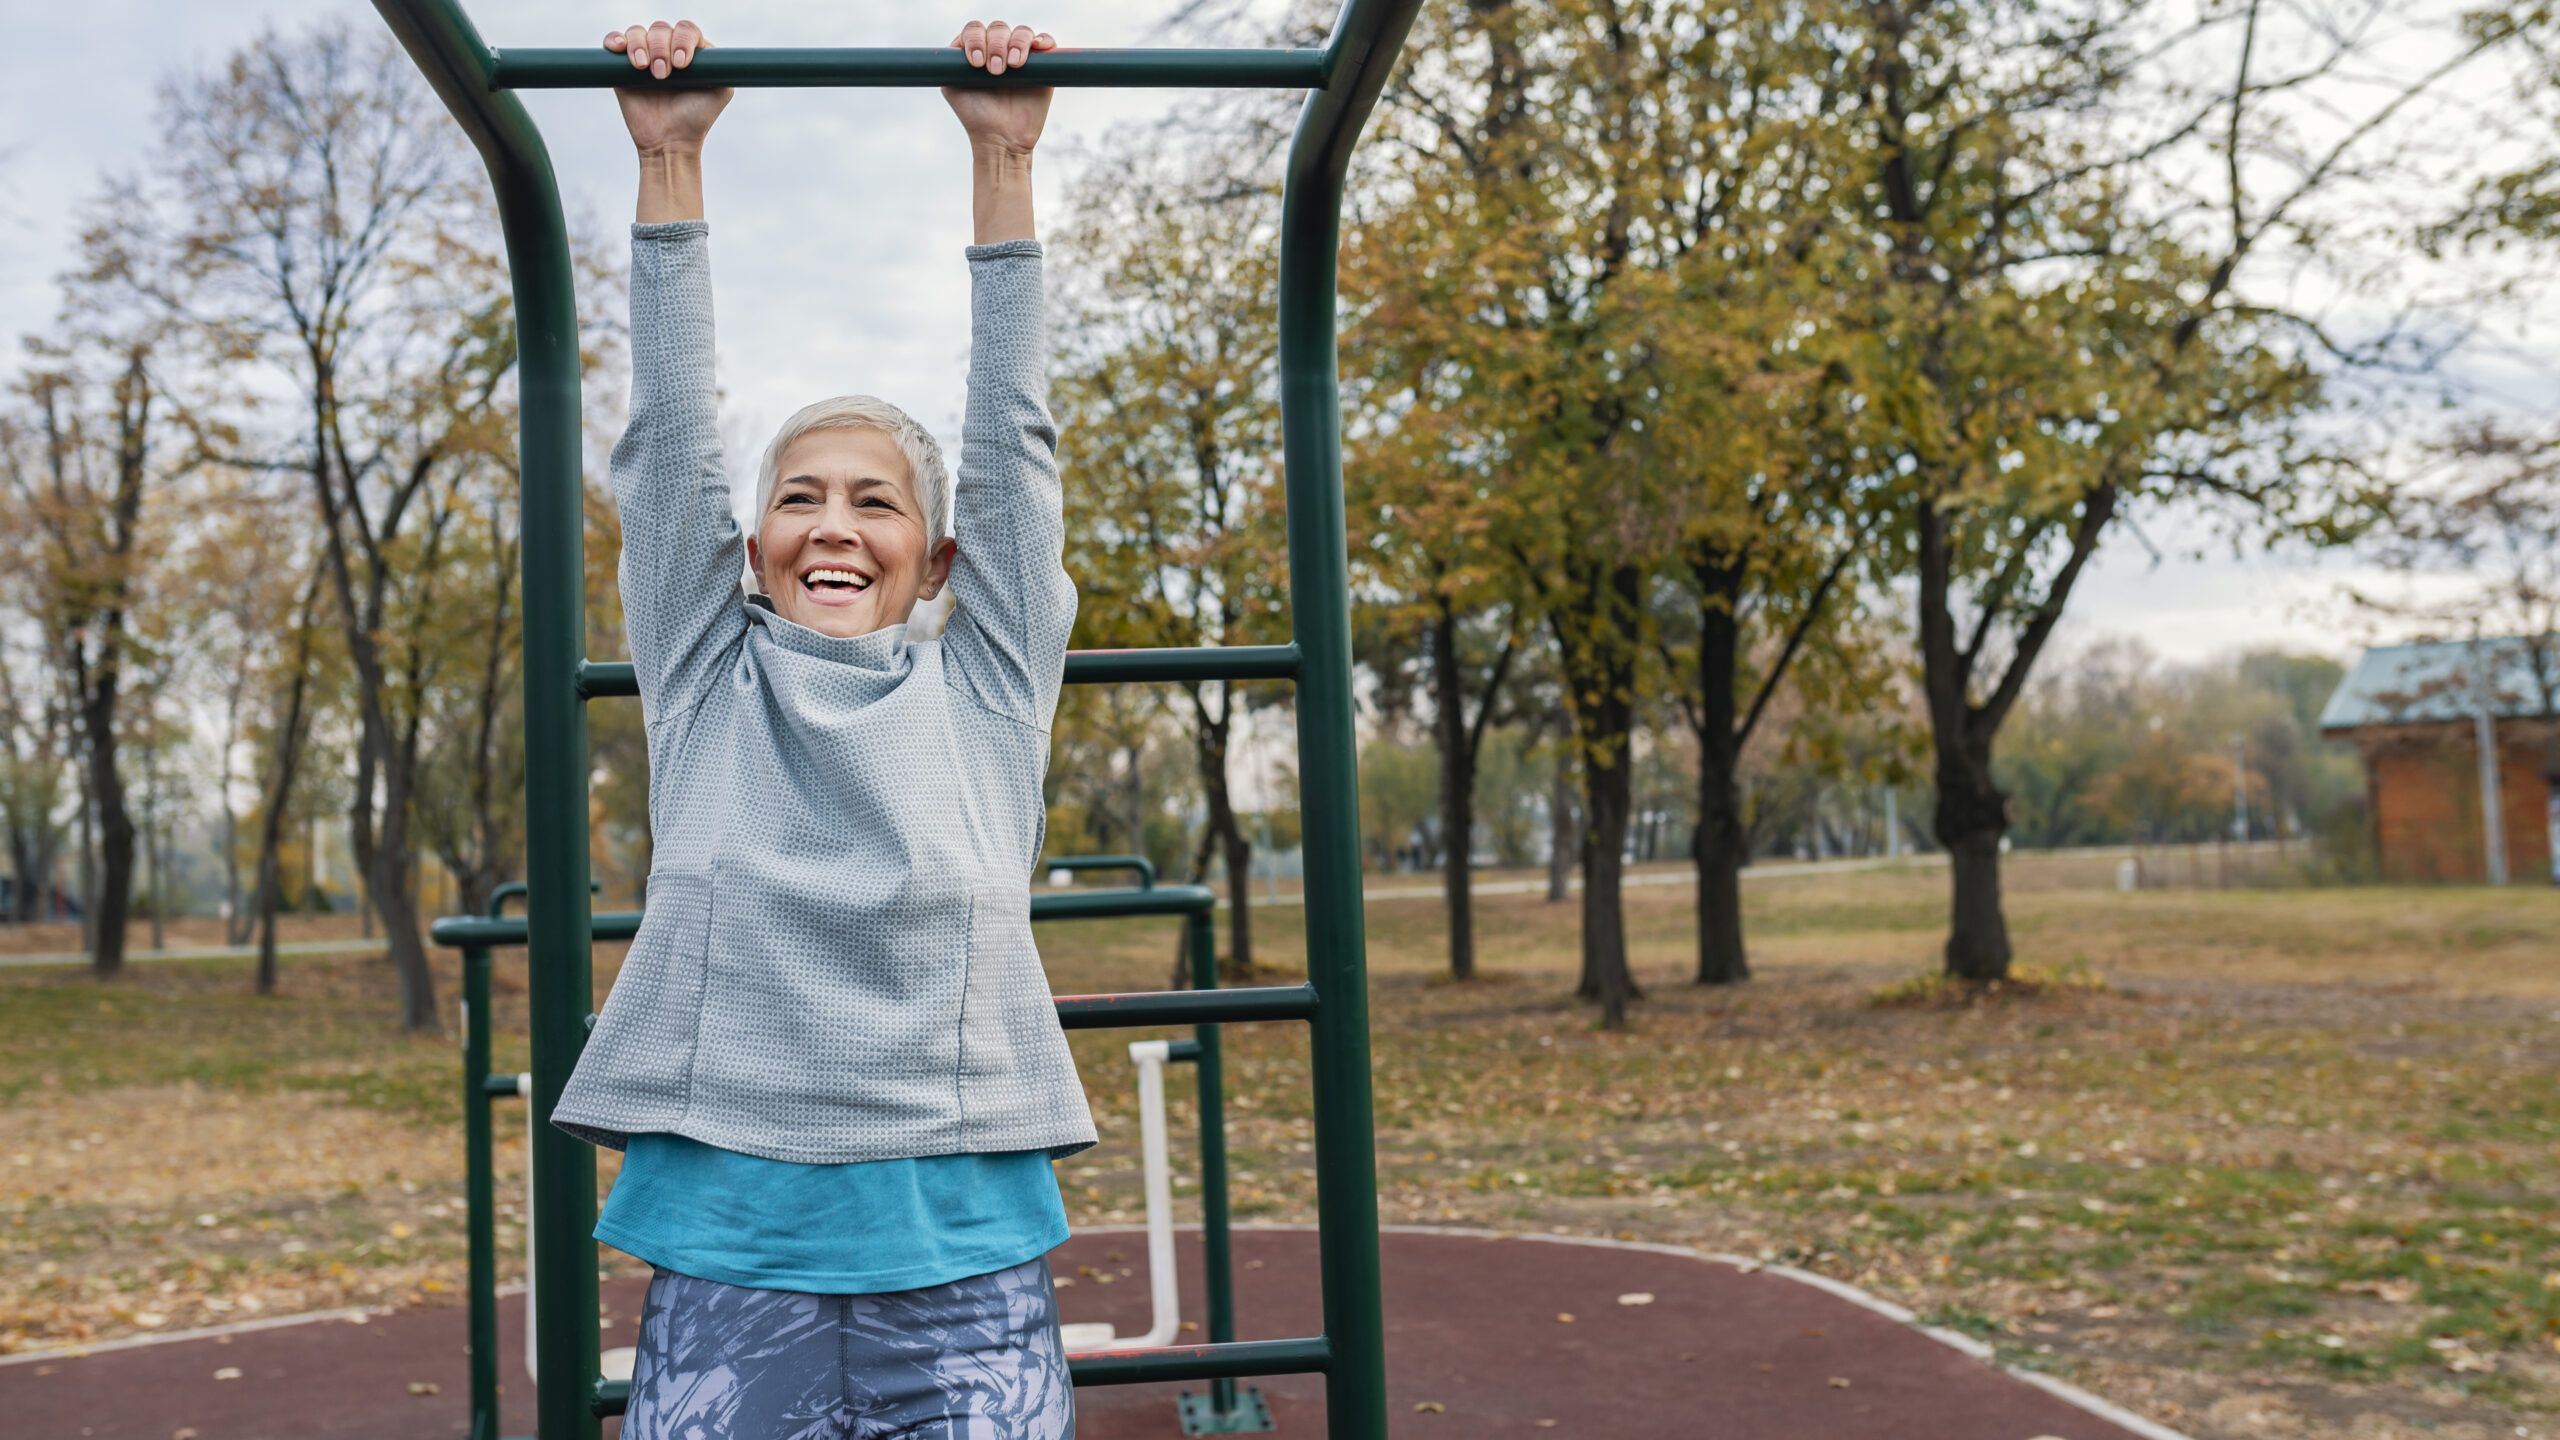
[1616,1292,1654,1306]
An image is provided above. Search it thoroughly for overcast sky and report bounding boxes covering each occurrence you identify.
[5,2,2547,675]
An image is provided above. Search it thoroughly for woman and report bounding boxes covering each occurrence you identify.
[551,19,1087,1439]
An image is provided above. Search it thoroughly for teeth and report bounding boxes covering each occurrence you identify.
[805,568,871,589]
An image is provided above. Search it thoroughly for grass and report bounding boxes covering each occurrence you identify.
[4,855,2558,1438]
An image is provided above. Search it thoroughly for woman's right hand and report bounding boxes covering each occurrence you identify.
[605,21,731,154]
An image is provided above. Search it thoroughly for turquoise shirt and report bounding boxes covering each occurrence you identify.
[595,1134,1069,1294]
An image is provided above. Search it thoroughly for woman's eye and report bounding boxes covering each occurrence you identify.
[780,494,815,506]
[861,498,895,510]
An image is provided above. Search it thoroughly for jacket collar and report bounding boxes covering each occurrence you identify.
[744,600,913,676]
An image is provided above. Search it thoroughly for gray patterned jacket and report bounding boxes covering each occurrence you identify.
[552,222,1096,1164]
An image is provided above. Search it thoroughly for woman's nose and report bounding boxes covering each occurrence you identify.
[812,495,862,544]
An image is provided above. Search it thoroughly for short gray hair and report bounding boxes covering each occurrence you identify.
[746,396,950,595]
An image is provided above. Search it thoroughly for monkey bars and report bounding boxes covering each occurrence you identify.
[382,2,1421,1437]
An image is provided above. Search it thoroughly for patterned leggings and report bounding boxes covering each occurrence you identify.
[620,1257,1076,1439]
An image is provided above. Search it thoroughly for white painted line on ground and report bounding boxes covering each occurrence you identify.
[1078,1222,2198,1440]
[0,1305,392,1366]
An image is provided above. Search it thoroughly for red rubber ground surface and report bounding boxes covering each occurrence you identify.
[5,1227,2166,1439]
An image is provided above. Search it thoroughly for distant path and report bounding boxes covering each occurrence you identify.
[0,855,1960,968]
[1300,851,1939,908]
[0,937,389,970]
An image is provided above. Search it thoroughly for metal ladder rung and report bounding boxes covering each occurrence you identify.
[590,1335,1330,1416]
[575,644,1299,700]
[1056,984,1316,1029]
[491,46,1331,92]
[433,886,1215,951]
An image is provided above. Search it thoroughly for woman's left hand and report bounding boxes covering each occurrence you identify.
[942,20,1057,156]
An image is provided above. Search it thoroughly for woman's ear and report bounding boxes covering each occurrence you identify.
[745,535,763,590]
[916,537,959,600]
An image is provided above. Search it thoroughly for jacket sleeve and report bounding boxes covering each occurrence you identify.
[611,220,749,727]
[940,239,1077,731]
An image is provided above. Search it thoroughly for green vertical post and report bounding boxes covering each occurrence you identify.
[370,5,598,1436]
[462,943,499,1440]
[1277,4,1423,1437]
[1189,909,1239,1417]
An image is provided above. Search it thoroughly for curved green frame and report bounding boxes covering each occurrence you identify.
[379,4,1422,1438]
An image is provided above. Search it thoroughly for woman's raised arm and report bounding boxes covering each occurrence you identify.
[941,21,1056,245]
[607,20,732,222]
[605,22,747,728]
[937,22,1075,730]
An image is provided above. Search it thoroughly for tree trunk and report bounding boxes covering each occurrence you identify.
[222,676,249,946]
[80,672,136,979]
[1935,734,2013,979]
[253,645,314,997]
[1547,745,1574,903]
[1430,609,1478,982]
[145,757,165,953]
[76,761,95,957]
[373,718,439,1032]
[1695,761,1748,985]
[1575,740,1641,1027]
[1553,561,1645,1027]
[1190,725,1254,981]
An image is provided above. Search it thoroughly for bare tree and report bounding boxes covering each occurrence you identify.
[9,345,161,977]
[145,23,512,1030]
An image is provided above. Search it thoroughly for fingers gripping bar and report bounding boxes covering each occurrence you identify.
[492,47,1332,90]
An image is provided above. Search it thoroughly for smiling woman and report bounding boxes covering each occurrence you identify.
[547,15,1085,1440]
[745,396,956,638]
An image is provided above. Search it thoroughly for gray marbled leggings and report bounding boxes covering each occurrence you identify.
[620,1257,1075,1439]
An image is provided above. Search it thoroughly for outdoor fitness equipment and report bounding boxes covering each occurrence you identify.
[384,3,1423,1437]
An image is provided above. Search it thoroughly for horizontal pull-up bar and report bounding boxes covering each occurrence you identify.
[492,47,1330,91]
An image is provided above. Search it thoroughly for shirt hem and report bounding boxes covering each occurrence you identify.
[594,1215,1071,1296]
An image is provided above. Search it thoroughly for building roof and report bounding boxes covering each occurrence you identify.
[2320,635,2560,732]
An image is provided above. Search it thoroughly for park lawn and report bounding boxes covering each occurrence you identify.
[3,854,2556,1439]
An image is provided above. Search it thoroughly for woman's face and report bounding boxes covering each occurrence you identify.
[748,427,954,640]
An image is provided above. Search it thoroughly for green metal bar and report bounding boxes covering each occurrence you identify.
[462,944,500,1440]
[578,643,1301,699]
[592,1336,1330,1415]
[1188,910,1241,1418]
[433,912,640,950]
[1062,644,1301,685]
[1042,853,1157,889]
[369,6,599,1438]
[1054,985,1315,1030]
[1031,885,1211,922]
[1070,1336,1332,1385]
[1276,4,1421,1437]
[494,47,1330,91]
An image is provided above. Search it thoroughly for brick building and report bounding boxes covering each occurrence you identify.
[2321,637,2559,884]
